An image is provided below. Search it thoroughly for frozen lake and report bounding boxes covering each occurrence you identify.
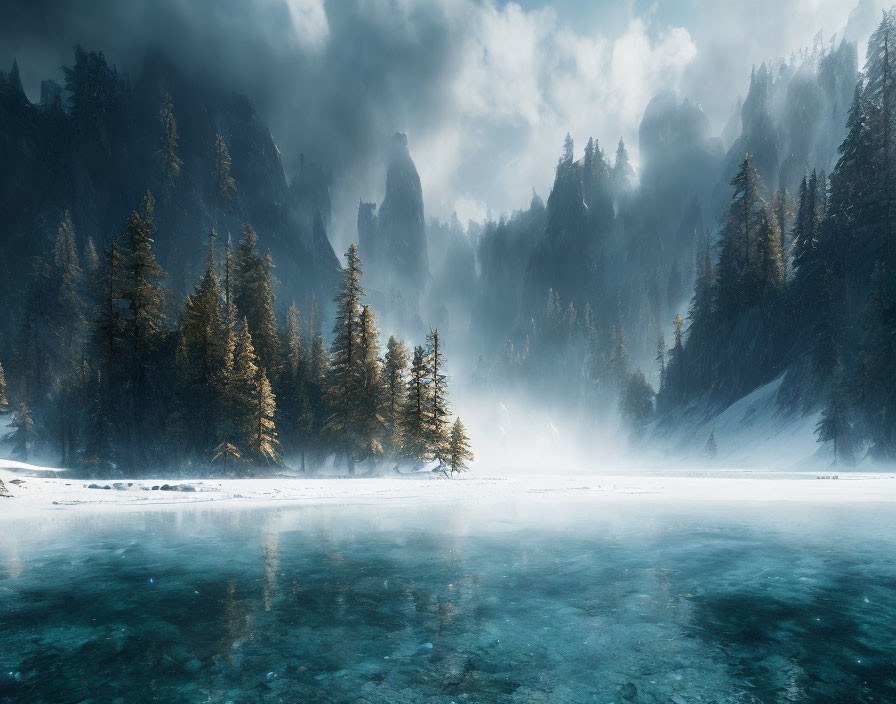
[1,498,895,702]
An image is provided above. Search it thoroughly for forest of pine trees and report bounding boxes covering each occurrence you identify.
[5,14,896,468]
[655,10,896,462]
[479,11,896,464]
[0,190,468,476]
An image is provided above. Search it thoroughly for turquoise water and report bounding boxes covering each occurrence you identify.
[1,500,895,702]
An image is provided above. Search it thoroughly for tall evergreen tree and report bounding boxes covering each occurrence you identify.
[324,244,365,472]
[228,319,279,468]
[356,305,385,460]
[5,403,35,461]
[159,91,182,186]
[749,208,785,300]
[223,234,236,327]
[44,213,86,464]
[446,417,474,475]
[769,188,794,263]
[278,301,313,463]
[308,294,328,384]
[815,366,859,465]
[176,232,229,458]
[402,345,430,463]
[716,155,766,315]
[688,244,714,330]
[0,361,7,415]
[214,131,237,210]
[248,368,280,466]
[705,429,718,458]
[655,332,666,392]
[619,368,655,439]
[865,10,896,270]
[284,302,304,380]
[611,138,634,199]
[382,335,409,456]
[124,191,166,352]
[122,190,167,468]
[425,329,450,461]
[82,237,99,283]
[234,224,279,375]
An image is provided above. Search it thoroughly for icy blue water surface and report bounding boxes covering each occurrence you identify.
[1,498,895,702]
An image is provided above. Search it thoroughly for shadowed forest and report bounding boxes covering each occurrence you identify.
[2,9,896,473]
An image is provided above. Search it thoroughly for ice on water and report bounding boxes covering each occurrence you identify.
[1,500,895,703]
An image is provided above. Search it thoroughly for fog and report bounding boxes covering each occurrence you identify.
[1,0,876,247]
[2,0,890,473]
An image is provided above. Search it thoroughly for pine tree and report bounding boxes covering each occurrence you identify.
[284,302,304,382]
[672,314,683,349]
[655,332,666,392]
[223,234,236,327]
[122,190,167,468]
[382,335,409,456]
[793,170,825,274]
[426,329,450,461]
[855,265,896,456]
[446,417,474,475]
[716,155,766,316]
[324,244,366,472]
[159,91,182,186]
[749,208,784,300]
[308,295,328,384]
[356,305,385,461]
[608,320,628,385]
[688,243,714,330]
[86,232,127,466]
[212,441,242,474]
[177,232,229,458]
[0,361,8,414]
[769,188,794,263]
[234,224,279,376]
[705,429,718,458]
[80,367,114,471]
[124,191,166,352]
[278,301,312,459]
[815,368,858,465]
[215,131,237,210]
[93,234,127,367]
[619,368,654,438]
[402,345,430,463]
[865,10,896,269]
[50,212,85,358]
[83,237,99,279]
[5,403,35,461]
[48,212,86,465]
[228,319,279,468]
[611,138,634,198]
[248,368,280,466]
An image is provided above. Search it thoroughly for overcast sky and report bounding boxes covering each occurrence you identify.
[1,0,880,246]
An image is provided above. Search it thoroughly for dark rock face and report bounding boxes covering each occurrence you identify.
[524,156,593,311]
[716,41,857,205]
[357,132,428,321]
[0,48,340,346]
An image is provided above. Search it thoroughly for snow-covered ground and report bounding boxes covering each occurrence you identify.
[2,458,895,521]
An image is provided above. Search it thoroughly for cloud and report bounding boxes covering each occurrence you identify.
[280,0,330,50]
[0,0,868,244]
[413,4,697,228]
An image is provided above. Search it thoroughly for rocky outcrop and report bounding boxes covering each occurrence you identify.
[356,132,429,324]
[0,47,340,347]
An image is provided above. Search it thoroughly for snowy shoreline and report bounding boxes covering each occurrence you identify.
[2,461,896,520]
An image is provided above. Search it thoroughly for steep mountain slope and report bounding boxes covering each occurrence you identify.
[0,47,340,350]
